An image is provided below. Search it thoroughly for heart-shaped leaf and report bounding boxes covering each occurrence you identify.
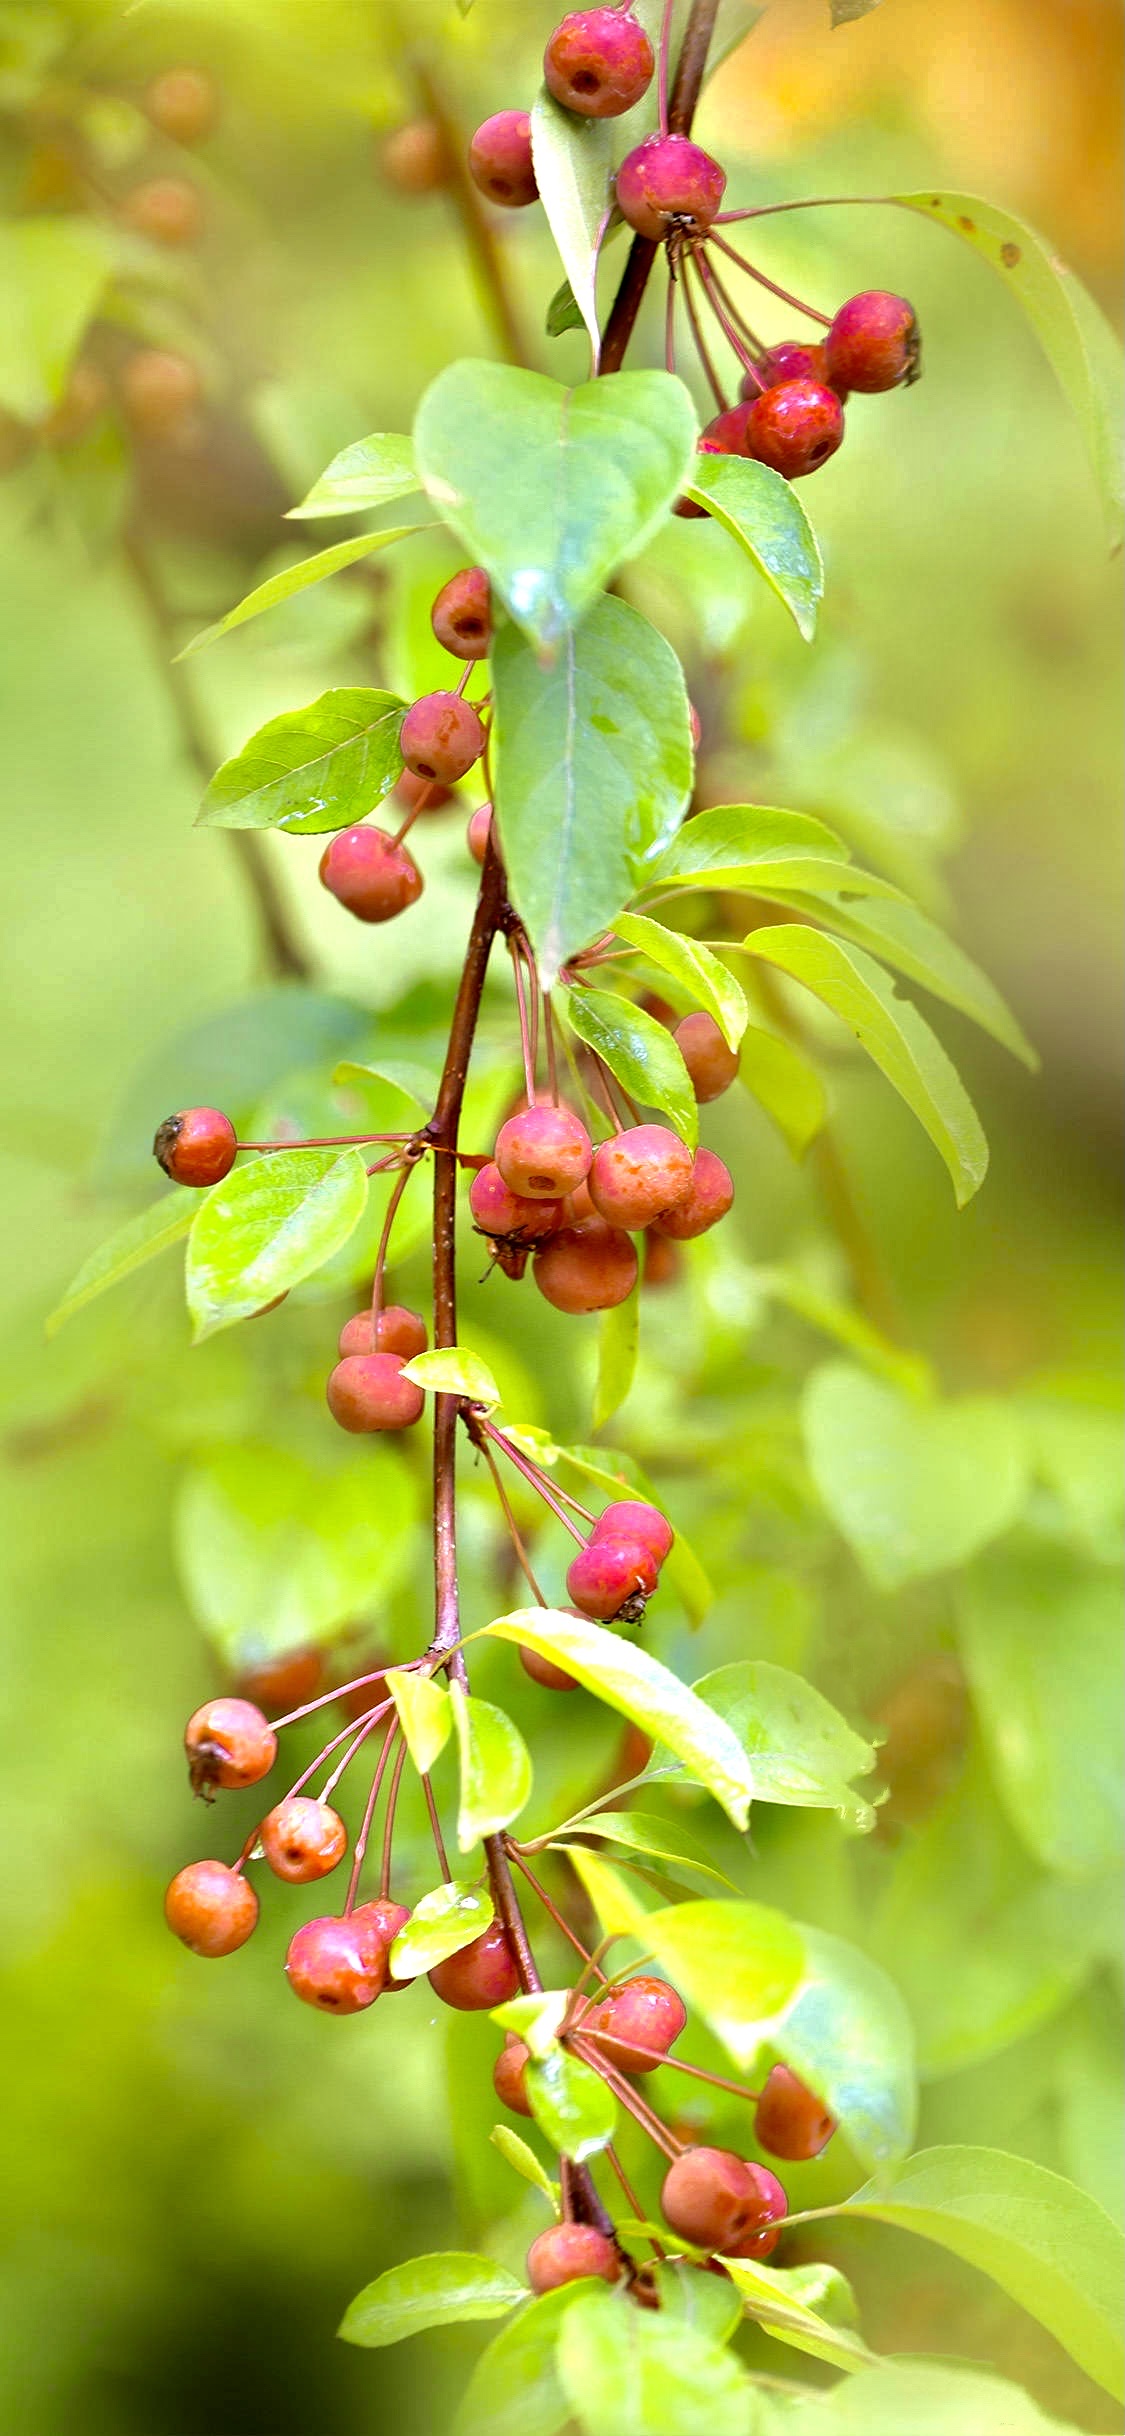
[178,527,420,658]
[747,931,989,1205]
[186,1148,369,1338]
[198,690,406,834]
[450,1685,533,1849]
[339,2252,524,2349]
[611,912,748,1049]
[896,191,1124,550]
[804,1362,1028,1587]
[684,452,823,640]
[482,1609,756,1829]
[492,595,693,985]
[414,361,697,652]
[288,430,418,520]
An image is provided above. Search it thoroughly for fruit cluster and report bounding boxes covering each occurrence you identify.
[466,8,918,488]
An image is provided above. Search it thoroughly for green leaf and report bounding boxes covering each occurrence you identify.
[654,804,899,900]
[451,1685,533,1850]
[779,2360,1096,2433]
[556,2282,755,2436]
[197,689,406,834]
[46,1193,194,1336]
[482,1609,756,1829]
[754,1267,930,1396]
[288,430,418,520]
[803,1363,1028,1588]
[746,930,988,1205]
[493,1991,570,2058]
[562,987,698,1148]
[385,1667,451,1777]
[414,361,697,653]
[177,528,420,658]
[553,1810,737,1891]
[774,1923,917,2168]
[489,2124,559,2207]
[0,216,114,421]
[737,1026,828,1156]
[530,93,613,357]
[683,454,823,641]
[175,1443,417,1661]
[830,0,882,21]
[388,1881,495,1979]
[592,1290,639,1431]
[186,1147,369,1339]
[837,2145,1125,2401]
[896,191,1125,550]
[648,2258,743,2346]
[1020,1393,1125,1562]
[689,1660,878,1829]
[400,1346,502,1406]
[525,2044,616,2162]
[574,1884,805,2072]
[958,1540,1124,1877]
[454,2287,574,2436]
[612,913,748,1049]
[492,595,693,985]
[720,2256,875,2374]
[755,891,1037,1068]
[565,1846,656,1938]
[338,2252,525,2349]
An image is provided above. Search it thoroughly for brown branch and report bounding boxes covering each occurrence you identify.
[123,534,310,982]
[599,0,723,374]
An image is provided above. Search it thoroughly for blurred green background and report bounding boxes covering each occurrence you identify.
[1,3,1121,2431]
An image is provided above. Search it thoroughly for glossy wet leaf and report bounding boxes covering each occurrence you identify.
[186,1147,369,1338]
[47,1192,194,1336]
[338,2251,525,2348]
[530,92,613,356]
[401,1346,501,1406]
[482,1609,756,1829]
[525,2043,616,2162]
[556,2282,756,2436]
[896,191,1125,549]
[654,804,898,899]
[385,1667,451,1777]
[804,1363,1028,1588]
[958,1540,1124,1877]
[414,361,697,653]
[451,1685,533,1850]
[562,987,698,1148]
[773,1923,917,2168]
[492,595,693,985]
[737,1026,828,1156]
[178,527,420,657]
[288,430,418,519]
[755,890,1037,1067]
[492,1990,570,2059]
[612,912,748,1048]
[838,2145,1125,2401]
[683,454,823,640]
[388,1880,495,1979]
[592,1290,639,1430]
[197,689,405,833]
[689,1661,879,1829]
[747,931,988,1205]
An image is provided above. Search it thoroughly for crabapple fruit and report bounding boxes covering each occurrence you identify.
[533,1219,637,1313]
[754,2064,837,2161]
[744,379,844,480]
[337,1304,428,1360]
[154,1106,236,1187]
[493,2034,533,2114]
[674,1011,740,1101]
[318,826,422,922]
[494,1103,593,1199]
[566,1535,658,1619]
[469,1162,565,1241]
[826,290,919,392]
[164,1860,258,1956]
[400,692,486,785]
[591,1500,673,1564]
[587,1123,693,1230]
[428,1921,520,2010]
[582,1975,687,2073]
[543,9,654,118]
[431,566,492,659]
[184,1697,277,1796]
[661,2147,788,2257]
[285,1911,387,2012]
[326,1353,425,1433]
[260,1797,348,1883]
[468,112,538,207]
[526,2223,621,2292]
[652,1147,733,1239]
[615,133,726,239]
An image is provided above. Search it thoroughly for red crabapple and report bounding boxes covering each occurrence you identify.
[326,1353,425,1433]
[661,2147,788,2257]
[744,379,844,480]
[566,1535,658,1619]
[533,1219,638,1314]
[428,1921,520,2010]
[652,1147,733,1239]
[526,2223,621,2292]
[431,567,492,659]
[400,692,486,785]
[285,1912,387,2012]
[587,1123,693,1231]
[467,802,493,865]
[494,1103,593,1199]
[741,340,831,397]
[543,9,654,118]
[122,176,204,246]
[754,2064,837,2161]
[493,2034,533,2114]
[591,1500,673,1564]
[582,1975,687,2073]
[826,290,919,392]
[674,1011,740,1101]
[319,826,422,922]
[154,1106,236,1187]
[468,112,538,208]
[164,1861,258,1956]
[470,1162,565,1241]
[337,1304,428,1359]
[260,1797,348,1883]
[184,1698,277,1796]
[145,66,219,145]
[615,133,726,239]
